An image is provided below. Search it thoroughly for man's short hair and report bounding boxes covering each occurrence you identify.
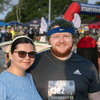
[84,31,90,37]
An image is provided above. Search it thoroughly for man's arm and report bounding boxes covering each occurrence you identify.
[88,91,100,100]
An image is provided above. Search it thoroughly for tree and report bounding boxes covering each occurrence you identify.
[73,0,88,3]
[15,0,25,22]
[5,0,74,23]
[96,1,100,5]
[4,11,16,22]
[6,0,100,23]
[4,0,24,22]
[0,0,13,13]
[4,5,17,22]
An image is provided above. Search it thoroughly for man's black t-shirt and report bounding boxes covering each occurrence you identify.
[28,51,100,100]
[4,32,12,41]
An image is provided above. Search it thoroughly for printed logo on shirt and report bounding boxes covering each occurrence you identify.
[48,80,75,100]
[73,69,81,75]
[59,29,64,31]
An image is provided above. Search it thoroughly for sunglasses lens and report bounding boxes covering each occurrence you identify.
[18,51,26,58]
[28,52,36,58]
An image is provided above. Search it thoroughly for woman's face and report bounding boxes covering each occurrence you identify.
[9,43,35,71]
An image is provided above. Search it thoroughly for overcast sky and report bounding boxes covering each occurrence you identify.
[0,0,100,20]
[88,0,100,4]
[0,0,18,20]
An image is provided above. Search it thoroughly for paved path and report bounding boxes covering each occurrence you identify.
[0,49,7,74]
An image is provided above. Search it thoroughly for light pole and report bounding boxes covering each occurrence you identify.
[48,0,51,25]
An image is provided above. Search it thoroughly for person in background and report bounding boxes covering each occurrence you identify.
[24,27,28,36]
[0,28,2,50]
[35,27,40,42]
[39,30,47,43]
[10,26,15,39]
[0,32,2,43]
[27,18,100,100]
[19,28,24,35]
[77,31,98,71]
[32,26,36,40]
[15,27,20,35]
[93,32,98,42]
[76,30,80,39]
[0,36,43,100]
[96,30,100,77]
[28,27,34,40]
[4,26,12,41]
[4,26,12,65]
[1,28,6,42]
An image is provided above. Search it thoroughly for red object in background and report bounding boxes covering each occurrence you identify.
[63,2,80,22]
[77,37,96,48]
[98,15,100,20]
[88,21,100,29]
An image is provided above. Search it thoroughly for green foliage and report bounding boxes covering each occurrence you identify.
[73,0,88,3]
[4,0,73,23]
[4,5,17,22]
[0,0,13,13]
[4,11,16,22]
[48,18,75,31]
[4,0,100,23]
[50,0,73,20]
[96,1,100,5]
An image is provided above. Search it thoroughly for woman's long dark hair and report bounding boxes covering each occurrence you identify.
[11,37,35,54]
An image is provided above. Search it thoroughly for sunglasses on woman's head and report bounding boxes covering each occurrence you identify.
[14,51,37,58]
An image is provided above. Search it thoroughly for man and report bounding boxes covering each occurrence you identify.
[77,31,98,71]
[27,18,100,100]
[28,27,35,40]
[4,26,12,65]
[4,26,12,41]
[24,27,28,36]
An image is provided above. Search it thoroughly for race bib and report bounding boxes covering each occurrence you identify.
[48,80,75,100]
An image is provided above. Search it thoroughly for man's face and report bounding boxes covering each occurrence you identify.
[48,32,74,57]
[11,27,13,30]
[7,28,11,33]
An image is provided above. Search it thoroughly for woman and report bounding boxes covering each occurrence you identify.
[0,36,43,100]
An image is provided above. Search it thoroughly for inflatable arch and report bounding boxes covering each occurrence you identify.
[63,2,100,22]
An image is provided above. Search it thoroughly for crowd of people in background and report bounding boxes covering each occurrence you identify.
[0,25,46,43]
[1,25,99,45]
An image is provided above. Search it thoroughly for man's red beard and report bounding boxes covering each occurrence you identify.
[50,43,74,57]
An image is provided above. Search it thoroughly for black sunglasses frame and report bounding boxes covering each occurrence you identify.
[14,51,37,58]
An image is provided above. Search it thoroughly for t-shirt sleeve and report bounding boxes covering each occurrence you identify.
[0,81,7,100]
[29,73,43,100]
[88,65,100,93]
[33,84,43,100]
